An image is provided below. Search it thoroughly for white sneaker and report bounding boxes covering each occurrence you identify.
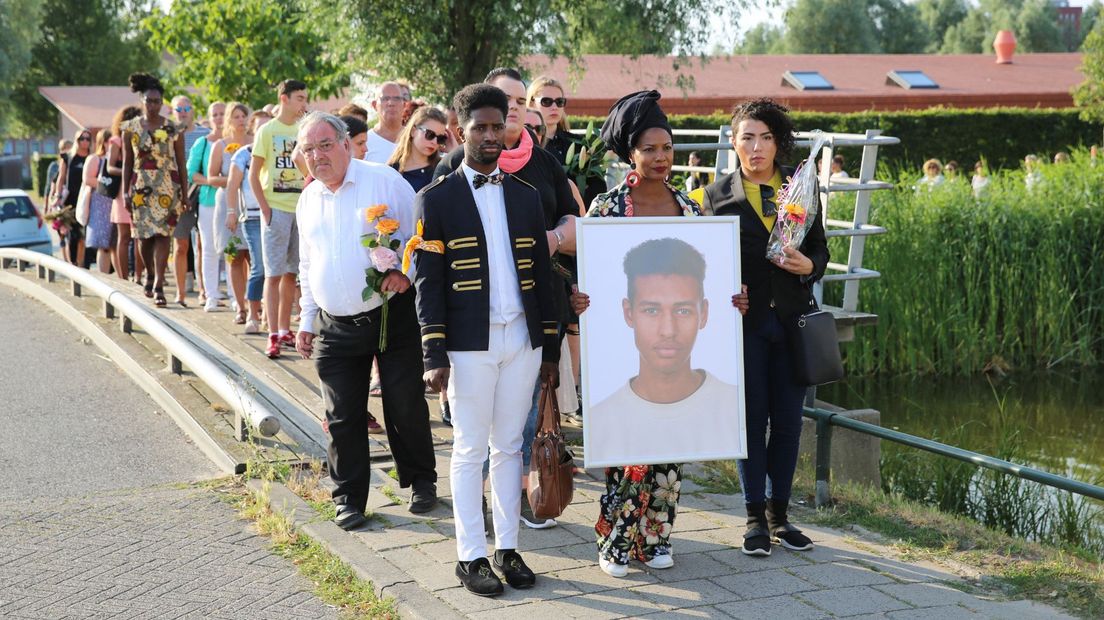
[598,555,627,578]
[644,554,674,569]
[203,300,219,312]
[244,319,260,334]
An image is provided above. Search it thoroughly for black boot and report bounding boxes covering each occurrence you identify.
[767,498,813,551]
[741,501,771,556]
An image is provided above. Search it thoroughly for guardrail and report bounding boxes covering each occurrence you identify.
[804,405,1104,508]
[0,248,281,439]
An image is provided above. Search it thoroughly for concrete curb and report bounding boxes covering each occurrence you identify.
[0,271,240,474]
[248,479,465,620]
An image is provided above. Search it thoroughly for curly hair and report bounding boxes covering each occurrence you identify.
[128,72,163,95]
[730,98,795,160]
[452,83,508,126]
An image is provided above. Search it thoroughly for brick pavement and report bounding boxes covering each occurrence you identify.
[0,485,338,620]
[0,266,1077,619]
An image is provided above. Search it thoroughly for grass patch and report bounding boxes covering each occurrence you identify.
[810,482,1104,618]
[229,479,397,619]
[387,468,399,481]
[381,484,403,505]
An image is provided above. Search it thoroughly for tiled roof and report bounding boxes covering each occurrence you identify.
[37,86,349,131]
[520,53,1085,115]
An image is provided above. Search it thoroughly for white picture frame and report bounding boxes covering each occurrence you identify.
[576,216,747,469]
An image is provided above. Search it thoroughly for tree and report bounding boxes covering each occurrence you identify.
[311,0,737,103]
[941,0,1065,54]
[782,0,881,54]
[733,24,785,55]
[868,0,930,54]
[1075,21,1104,123]
[0,0,46,135]
[9,0,158,136]
[1082,1,1103,49]
[144,0,347,112]
[916,0,970,52]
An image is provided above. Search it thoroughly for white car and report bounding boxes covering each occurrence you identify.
[0,189,52,255]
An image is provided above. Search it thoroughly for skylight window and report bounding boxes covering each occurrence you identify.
[782,71,834,91]
[886,70,938,89]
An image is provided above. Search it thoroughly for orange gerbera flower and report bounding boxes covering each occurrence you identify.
[365,204,388,221]
[375,218,400,235]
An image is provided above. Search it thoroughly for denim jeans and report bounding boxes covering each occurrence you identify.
[737,310,807,505]
[241,217,264,301]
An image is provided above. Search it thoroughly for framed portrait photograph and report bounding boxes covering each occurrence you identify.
[577,216,747,469]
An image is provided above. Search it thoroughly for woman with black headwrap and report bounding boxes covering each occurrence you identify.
[570,91,748,578]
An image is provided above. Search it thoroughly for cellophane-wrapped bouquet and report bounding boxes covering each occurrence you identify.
[766,131,827,264]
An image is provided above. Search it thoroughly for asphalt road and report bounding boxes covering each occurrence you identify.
[0,288,337,619]
[0,288,219,499]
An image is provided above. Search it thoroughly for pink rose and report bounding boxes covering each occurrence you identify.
[369,246,399,272]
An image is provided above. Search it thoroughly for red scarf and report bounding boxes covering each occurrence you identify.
[498,127,533,173]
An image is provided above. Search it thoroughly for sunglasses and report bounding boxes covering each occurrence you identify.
[174,105,193,113]
[538,97,567,108]
[760,184,777,217]
[78,136,91,142]
[418,126,448,146]
[525,123,544,134]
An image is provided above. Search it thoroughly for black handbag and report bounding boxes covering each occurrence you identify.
[96,156,121,199]
[786,309,845,386]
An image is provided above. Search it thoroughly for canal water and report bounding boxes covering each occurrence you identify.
[819,368,1104,481]
[819,368,1104,552]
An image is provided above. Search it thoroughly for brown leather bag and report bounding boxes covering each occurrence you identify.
[526,382,575,520]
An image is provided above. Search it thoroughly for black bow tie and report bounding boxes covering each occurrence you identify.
[473,172,505,189]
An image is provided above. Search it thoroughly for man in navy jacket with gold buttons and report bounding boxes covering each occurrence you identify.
[412,83,559,598]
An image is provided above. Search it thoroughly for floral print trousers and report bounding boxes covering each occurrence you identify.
[595,463,682,565]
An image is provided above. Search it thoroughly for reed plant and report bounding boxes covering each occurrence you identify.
[824,150,1104,377]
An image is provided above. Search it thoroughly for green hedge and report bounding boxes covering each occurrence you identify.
[575,107,1104,172]
[31,153,57,199]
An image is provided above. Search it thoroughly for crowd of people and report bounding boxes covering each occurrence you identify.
[44,69,829,598]
[913,150,1083,197]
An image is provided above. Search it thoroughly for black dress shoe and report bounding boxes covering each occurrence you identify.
[408,482,437,514]
[334,505,367,531]
[456,558,503,597]
[441,401,452,427]
[492,549,536,589]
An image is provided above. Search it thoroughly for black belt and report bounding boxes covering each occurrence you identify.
[324,306,382,327]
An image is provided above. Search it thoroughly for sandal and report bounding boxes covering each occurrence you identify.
[234,310,247,325]
[154,289,167,307]
[143,280,154,298]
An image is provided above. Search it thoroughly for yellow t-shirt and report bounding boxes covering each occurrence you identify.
[252,118,303,213]
[742,170,783,232]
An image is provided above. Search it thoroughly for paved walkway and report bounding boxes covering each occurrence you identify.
[0,289,337,620]
[0,267,1075,619]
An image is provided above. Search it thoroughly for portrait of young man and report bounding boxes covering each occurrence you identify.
[586,236,744,467]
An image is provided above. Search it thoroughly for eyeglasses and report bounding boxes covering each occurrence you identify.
[379,95,411,104]
[418,126,448,146]
[538,97,567,108]
[299,140,339,157]
[759,184,777,217]
[174,105,192,113]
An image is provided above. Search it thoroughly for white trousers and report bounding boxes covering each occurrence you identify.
[448,317,542,562]
[199,194,235,303]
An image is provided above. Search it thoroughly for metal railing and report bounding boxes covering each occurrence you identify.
[804,405,1104,508]
[0,248,281,439]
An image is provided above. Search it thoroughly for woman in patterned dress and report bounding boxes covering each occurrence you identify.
[570,91,749,578]
[121,72,188,307]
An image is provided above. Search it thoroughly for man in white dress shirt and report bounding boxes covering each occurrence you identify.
[293,112,438,531]
[363,81,407,164]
